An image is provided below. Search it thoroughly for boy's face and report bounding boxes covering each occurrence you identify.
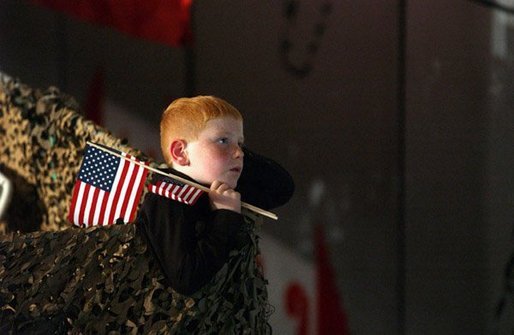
[184,117,244,189]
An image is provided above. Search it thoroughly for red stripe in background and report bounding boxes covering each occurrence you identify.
[31,0,193,47]
[315,224,350,335]
[84,66,104,126]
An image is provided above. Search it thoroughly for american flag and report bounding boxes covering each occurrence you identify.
[68,144,149,227]
[147,179,204,205]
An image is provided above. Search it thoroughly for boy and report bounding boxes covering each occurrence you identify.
[136,96,280,333]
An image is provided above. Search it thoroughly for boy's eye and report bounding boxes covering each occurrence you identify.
[217,138,229,144]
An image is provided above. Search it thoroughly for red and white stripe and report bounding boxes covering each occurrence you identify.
[148,180,204,205]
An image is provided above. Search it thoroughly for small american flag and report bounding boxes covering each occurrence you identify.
[68,144,149,227]
[147,179,204,205]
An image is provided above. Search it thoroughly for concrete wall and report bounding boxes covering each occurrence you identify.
[405,2,490,333]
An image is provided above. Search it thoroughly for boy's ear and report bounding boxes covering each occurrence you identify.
[169,140,189,166]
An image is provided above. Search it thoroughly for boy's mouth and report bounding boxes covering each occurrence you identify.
[230,167,242,173]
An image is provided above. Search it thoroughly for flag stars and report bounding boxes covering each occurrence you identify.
[78,146,120,192]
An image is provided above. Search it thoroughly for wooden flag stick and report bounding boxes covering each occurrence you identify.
[87,142,278,220]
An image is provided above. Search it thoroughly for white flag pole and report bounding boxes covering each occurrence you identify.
[86,141,278,220]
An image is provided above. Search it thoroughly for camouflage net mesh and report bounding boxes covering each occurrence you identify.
[0,72,151,233]
[0,217,271,334]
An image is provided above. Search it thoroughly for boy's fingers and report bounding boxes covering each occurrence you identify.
[210,180,231,193]
[210,180,222,190]
[209,181,240,197]
[208,181,241,212]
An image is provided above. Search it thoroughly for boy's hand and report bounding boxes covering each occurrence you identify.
[209,180,241,213]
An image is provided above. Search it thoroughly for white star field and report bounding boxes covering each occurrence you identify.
[78,146,120,192]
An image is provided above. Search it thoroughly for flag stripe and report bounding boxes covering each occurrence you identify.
[98,190,110,226]
[117,155,136,222]
[178,185,190,198]
[108,156,126,224]
[68,179,81,224]
[123,165,140,221]
[164,182,174,197]
[82,183,93,225]
[83,185,95,225]
[110,154,131,224]
[73,182,86,225]
[189,189,204,204]
[183,188,193,204]
[92,191,105,225]
[89,188,101,224]
[124,155,147,222]
[147,179,204,205]
[130,163,149,221]
[123,157,146,222]
[78,183,91,226]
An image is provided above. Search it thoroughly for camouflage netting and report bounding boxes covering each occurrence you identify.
[0,72,153,233]
[0,216,271,334]
[0,73,272,333]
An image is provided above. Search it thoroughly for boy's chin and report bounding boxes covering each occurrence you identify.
[207,178,238,189]
[226,181,238,189]
[222,178,239,190]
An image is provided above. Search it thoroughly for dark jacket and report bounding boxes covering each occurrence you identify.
[136,169,250,295]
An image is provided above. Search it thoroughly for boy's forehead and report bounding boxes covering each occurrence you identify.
[198,118,244,142]
[204,117,243,132]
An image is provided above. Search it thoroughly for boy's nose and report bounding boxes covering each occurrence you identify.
[234,145,244,158]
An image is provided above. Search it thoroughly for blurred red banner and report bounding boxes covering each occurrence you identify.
[32,0,192,47]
